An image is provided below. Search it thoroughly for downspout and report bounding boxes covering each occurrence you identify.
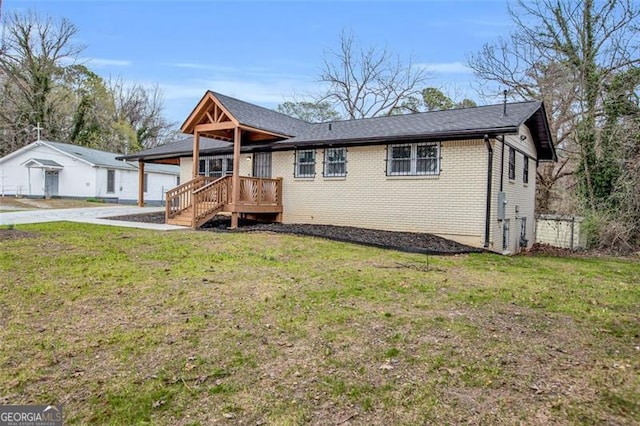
[484,135,493,248]
[498,135,505,192]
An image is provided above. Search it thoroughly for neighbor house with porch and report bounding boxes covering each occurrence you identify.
[120,91,556,254]
[0,141,179,204]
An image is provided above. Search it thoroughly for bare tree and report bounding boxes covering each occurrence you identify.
[107,78,175,151]
[319,31,429,119]
[0,10,84,155]
[468,0,640,214]
[276,100,341,123]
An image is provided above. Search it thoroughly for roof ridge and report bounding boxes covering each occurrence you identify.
[44,140,125,156]
[312,100,542,125]
[210,91,312,125]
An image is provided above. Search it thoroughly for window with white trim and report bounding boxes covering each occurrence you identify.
[523,155,529,184]
[324,147,347,177]
[508,148,516,180]
[107,169,115,193]
[295,149,316,178]
[387,142,439,176]
[199,155,233,177]
[143,173,148,193]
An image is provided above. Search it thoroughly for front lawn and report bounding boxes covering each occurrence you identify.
[1,223,638,424]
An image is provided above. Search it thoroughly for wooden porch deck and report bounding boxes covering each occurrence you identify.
[165,175,283,228]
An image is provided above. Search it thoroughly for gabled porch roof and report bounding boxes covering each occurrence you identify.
[180,91,310,142]
[21,158,64,170]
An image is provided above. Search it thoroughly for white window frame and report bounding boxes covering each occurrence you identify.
[387,142,440,176]
[106,169,115,194]
[323,147,347,177]
[523,155,529,184]
[508,148,516,180]
[295,149,316,178]
[143,173,148,193]
[199,155,233,178]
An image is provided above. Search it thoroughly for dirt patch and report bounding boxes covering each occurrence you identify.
[108,211,166,224]
[0,229,37,241]
[108,212,482,255]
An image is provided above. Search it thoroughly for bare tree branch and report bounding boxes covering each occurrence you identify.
[318,30,429,119]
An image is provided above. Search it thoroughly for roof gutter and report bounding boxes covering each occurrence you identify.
[272,127,520,151]
[483,135,493,249]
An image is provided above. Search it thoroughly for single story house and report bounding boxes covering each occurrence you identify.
[120,91,556,254]
[0,140,179,205]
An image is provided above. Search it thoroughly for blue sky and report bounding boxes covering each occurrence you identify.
[4,0,514,124]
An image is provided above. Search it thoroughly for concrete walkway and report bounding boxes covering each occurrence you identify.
[0,205,186,230]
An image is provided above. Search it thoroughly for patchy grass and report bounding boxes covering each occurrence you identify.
[0,222,638,425]
[0,197,107,210]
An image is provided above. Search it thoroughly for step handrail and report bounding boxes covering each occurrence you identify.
[192,176,231,226]
[166,176,217,219]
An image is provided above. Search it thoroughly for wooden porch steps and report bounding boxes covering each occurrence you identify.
[166,203,224,227]
[165,175,283,229]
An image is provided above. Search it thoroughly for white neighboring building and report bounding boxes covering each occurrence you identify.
[0,140,179,204]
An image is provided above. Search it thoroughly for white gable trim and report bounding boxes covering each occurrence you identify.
[21,158,64,170]
[0,141,95,167]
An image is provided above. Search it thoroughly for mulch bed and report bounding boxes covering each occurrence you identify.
[106,212,483,255]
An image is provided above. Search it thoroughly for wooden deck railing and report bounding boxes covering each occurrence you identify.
[192,176,230,225]
[166,175,283,227]
[165,176,217,219]
[236,176,282,205]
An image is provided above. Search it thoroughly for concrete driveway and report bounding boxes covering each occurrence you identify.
[0,205,186,230]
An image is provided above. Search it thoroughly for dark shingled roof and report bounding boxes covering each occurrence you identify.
[117,136,232,161]
[212,92,311,137]
[278,101,537,143]
[274,100,556,160]
[122,96,556,162]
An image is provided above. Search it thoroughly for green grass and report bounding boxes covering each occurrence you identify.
[1,222,639,425]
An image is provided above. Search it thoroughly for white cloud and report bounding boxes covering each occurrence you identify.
[86,58,132,67]
[419,62,472,74]
[157,74,321,124]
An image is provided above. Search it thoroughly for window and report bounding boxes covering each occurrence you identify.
[107,169,115,193]
[176,176,180,186]
[199,155,233,177]
[324,147,347,177]
[508,148,516,180]
[502,219,510,251]
[520,217,528,247]
[295,150,316,178]
[523,156,529,184]
[143,173,148,193]
[387,143,439,176]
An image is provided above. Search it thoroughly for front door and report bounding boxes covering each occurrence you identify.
[253,152,272,178]
[44,171,59,197]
